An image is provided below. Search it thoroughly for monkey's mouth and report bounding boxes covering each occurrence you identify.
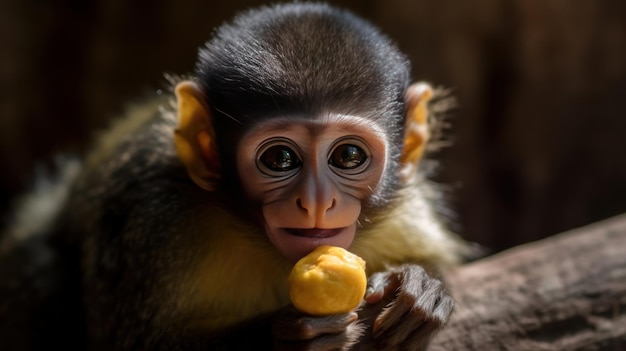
[269,225,356,263]
[283,228,344,238]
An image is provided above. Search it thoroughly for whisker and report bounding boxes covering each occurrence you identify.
[214,107,242,124]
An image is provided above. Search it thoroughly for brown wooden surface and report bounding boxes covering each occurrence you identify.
[431,214,626,350]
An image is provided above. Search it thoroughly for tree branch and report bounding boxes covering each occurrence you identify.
[431,215,626,350]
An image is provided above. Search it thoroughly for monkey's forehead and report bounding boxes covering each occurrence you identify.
[241,114,388,141]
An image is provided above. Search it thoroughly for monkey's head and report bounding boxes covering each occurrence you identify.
[174,3,432,263]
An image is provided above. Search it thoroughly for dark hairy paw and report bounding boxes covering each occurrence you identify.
[272,306,363,351]
[356,264,453,351]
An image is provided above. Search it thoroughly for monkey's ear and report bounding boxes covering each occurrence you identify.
[174,81,221,191]
[399,83,433,182]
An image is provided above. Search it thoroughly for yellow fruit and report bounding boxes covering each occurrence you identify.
[288,245,366,315]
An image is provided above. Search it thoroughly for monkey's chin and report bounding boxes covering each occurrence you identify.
[267,225,356,264]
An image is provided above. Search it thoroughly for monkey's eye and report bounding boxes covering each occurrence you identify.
[329,143,369,171]
[258,144,302,175]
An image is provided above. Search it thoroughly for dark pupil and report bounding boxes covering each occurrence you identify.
[260,145,301,172]
[330,144,367,169]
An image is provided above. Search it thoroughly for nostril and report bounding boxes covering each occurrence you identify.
[296,198,305,210]
[328,199,336,211]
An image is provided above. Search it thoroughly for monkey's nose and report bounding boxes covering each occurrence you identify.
[296,197,336,214]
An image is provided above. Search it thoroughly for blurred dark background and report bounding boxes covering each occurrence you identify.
[1,0,625,253]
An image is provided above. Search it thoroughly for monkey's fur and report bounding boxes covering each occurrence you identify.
[0,3,467,350]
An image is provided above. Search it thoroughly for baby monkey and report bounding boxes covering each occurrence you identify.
[0,3,467,351]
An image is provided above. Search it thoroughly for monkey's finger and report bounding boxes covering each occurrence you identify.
[371,286,419,333]
[432,293,454,323]
[373,307,425,348]
[363,277,386,304]
[415,276,446,313]
[372,298,419,340]
[275,322,363,351]
[274,311,358,340]
[364,271,399,304]
[372,266,430,337]
[300,312,358,337]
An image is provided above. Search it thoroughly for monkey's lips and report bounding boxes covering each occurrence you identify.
[283,228,344,238]
[270,225,356,263]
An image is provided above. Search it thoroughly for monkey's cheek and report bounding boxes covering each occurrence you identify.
[266,224,357,264]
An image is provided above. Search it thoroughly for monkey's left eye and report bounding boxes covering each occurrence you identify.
[329,143,369,170]
[258,144,302,175]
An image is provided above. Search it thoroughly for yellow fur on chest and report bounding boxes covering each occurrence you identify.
[176,221,292,331]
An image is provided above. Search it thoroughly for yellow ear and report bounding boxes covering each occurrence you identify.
[399,83,432,182]
[174,81,221,191]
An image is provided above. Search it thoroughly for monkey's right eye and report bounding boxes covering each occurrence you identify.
[258,144,302,175]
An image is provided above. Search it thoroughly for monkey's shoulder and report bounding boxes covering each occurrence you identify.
[82,97,178,174]
[60,97,196,235]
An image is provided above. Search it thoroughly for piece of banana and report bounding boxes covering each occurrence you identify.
[288,245,367,315]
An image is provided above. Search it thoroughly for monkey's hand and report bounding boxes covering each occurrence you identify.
[356,264,453,351]
[271,305,363,351]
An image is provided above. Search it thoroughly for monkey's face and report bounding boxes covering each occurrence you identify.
[237,114,388,263]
